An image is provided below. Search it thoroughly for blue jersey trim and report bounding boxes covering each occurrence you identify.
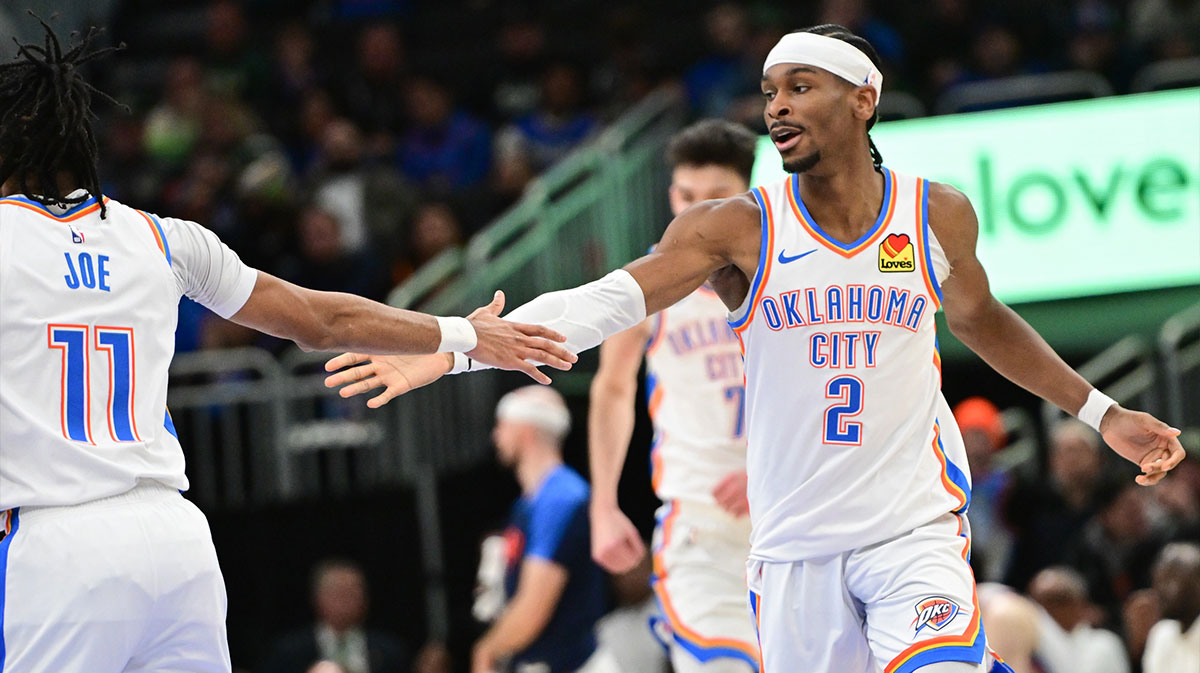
[919,179,943,304]
[0,194,98,218]
[146,212,173,267]
[791,169,893,252]
[935,422,972,514]
[891,625,986,673]
[164,408,179,439]
[728,189,771,330]
[0,508,22,667]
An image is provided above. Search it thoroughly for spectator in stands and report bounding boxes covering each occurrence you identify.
[1064,1,1126,86]
[203,0,268,101]
[489,18,548,121]
[494,61,599,176]
[262,21,327,144]
[817,0,906,74]
[260,559,410,673]
[954,396,1012,582]
[1067,476,1168,625]
[397,76,492,191]
[339,23,409,146]
[311,118,418,257]
[144,57,207,170]
[472,386,611,673]
[683,3,762,119]
[1129,0,1200,60]
[1143,542,1200,672]
[289,89,338,176]
[278,206,390,301]
[1005,419,1107,590]
[1028,566,1130,673]
[408,201,462,266]
[1153,459,1200,543]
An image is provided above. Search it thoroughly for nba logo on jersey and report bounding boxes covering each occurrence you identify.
[69,223,85,244]
[910,596,959,634]
[878,233,914,272]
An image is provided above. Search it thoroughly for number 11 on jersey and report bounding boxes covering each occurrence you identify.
[48,324,140,444]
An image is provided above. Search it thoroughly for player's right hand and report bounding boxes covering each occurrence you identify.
[466,290,577,384]
[590,503,646,573]
[324,352,453,407]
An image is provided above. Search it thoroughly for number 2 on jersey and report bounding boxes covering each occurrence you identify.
[48,324,140,444]
[823,375,863,445]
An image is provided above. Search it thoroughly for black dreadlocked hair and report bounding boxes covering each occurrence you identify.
[800,24,885,172]
[0,12,125,218]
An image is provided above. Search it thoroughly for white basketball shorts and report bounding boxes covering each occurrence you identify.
[651,501,759,672]
[746,512,1014,673]
[0,481,230,673]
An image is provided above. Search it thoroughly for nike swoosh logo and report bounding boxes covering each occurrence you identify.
[777,248,817,264]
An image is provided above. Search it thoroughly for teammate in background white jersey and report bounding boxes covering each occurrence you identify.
[0,20,573,673]
[326,24,1186,673]
[588,119,759,673]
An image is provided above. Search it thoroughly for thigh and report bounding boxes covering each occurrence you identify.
[124,496,230,673]
[848,513,986,673]
[746,557,875,673]
[652,505,759,670]
[1,507,151,673]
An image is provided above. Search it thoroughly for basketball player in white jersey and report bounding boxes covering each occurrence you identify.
[588,119,759,673]
[326,24,1186,673]
[0,20,573,673]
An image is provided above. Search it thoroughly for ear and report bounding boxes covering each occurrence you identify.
[853,85,878,122]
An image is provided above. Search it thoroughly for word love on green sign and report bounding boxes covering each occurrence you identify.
[751,89,1200,304]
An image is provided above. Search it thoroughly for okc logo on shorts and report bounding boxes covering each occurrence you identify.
[878,233,914,272]
[911,596,959,635]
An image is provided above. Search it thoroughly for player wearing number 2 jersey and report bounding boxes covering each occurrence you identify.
[0,19,572,673]
[327,24,1186,673]
[589,120,760,673]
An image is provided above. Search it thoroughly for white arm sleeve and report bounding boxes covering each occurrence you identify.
[160,216,259,319]
[451,269,647,374]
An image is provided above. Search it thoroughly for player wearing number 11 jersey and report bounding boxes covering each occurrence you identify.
[0,19,571,673]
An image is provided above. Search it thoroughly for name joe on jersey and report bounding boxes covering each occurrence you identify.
[661,317,742,381]
[63,251,111,292]
[754,284,930,369]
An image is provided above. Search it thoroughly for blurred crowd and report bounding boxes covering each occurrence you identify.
[4,0,1195,354]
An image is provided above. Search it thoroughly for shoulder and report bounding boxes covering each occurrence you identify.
[672,191,762,237]
[541,467,590,506]
[925,181,981,262]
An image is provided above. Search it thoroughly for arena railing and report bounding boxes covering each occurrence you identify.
[1131,57,1200,93]
[935,70,1114,115]
[1159,302,1200,430]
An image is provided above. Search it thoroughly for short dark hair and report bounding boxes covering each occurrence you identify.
[798,24,885,171]
[0,14,124,217]
[665,119,758,184]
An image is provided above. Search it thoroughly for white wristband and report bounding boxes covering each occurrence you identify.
[1078,389,1117,432]
[435,316,477,353]
[448,352,472,375]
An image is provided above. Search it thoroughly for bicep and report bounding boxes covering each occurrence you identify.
[228,271,315,337]
[927,184,998,325]
[624,198,754,315]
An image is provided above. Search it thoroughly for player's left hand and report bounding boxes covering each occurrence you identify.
[712,470,750,517]
[1099,406,1186,486]
[324,352,453,407]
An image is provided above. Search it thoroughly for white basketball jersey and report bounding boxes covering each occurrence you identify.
[0,191,257,510]
[728,169,971,561]
[644,287,747,504]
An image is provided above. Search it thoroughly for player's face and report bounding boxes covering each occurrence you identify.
[761,63,866,174]
[668,164,750,217]
[493,419,521,466]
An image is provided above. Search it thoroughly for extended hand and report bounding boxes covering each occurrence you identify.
[1100,407,1186,486]
[467,290,577,384]
[712,469,750,517]
[590,503,646,574]
[324,352,453,408]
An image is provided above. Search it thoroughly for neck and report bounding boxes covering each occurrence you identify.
[1,172,82,198]
[516,448,562,495]
[794,152,883,240]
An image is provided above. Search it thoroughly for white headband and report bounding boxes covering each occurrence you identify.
[496,389,571,437]
[763,33,883,105]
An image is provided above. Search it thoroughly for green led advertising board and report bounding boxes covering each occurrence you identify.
[751,88,1200,304]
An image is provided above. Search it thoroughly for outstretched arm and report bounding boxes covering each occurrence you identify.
[931,182,1184,485]
[588,320,653,573]
[326,194,762,398]
[233,273,574,380]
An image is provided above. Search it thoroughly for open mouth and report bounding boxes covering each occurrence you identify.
[770,126,803,152]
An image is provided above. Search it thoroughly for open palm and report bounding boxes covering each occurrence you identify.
[324,352,452,408]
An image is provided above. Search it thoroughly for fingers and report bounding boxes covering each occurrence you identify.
[514,321,568,343]
[323,362,376,389]
[367,388,398,409]
[339,376,384,398]
[485,290,505,316]
[324,352,367,373]
[520,338,576,371]
[516,361,552,385]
